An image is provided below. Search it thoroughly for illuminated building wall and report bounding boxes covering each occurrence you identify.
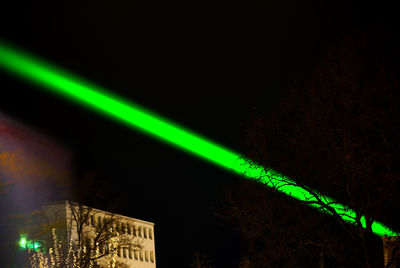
[40,200,156,268]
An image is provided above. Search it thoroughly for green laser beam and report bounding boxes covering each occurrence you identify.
[0,41,396,237]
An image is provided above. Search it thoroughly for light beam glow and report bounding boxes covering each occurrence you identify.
[0,41,396,237]
[18,235,43,252]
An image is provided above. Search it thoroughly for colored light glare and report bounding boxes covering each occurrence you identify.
[0,42,396,237]
[19,236,27,248]
[18,235,42,252]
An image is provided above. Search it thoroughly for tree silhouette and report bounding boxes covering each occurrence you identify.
[218,27,400,267]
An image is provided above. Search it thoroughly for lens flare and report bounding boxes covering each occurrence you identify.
[0,41,396,236]
[18,235,43,252]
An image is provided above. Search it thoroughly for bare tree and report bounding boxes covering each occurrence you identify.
[191,251,214,268]
[382,237,400,268]
[218,27,400,268]
[67,201,143,268]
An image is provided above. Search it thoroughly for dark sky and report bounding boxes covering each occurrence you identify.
[0,0,397,266]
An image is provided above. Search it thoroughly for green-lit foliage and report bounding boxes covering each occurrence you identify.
[0,42,396,236]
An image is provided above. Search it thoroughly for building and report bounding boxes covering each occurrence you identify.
[24,200,156,268]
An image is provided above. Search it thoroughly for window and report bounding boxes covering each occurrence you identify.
[123,247,127,258]
[139,226,142,237]
[134,250,138,260]
[129,246,132,259]
[121,223,125,234]
[117,247,121,257]
[105,244,109,254]
[144,227,147,238]
[84,238,90,250]
[150,251,154,263]
[105,218,111,229]
[116,222,120,233]
[90,215,94,226]
[140,250,143,261]
[149,228,153,239]
[132,225,136,236]
[97,216,102,229]
[145,250,149,262]
[127,224,131,235]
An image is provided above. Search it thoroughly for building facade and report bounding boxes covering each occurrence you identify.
[37,200,156,268]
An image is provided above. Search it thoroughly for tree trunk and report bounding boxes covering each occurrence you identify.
[319,250,324,268]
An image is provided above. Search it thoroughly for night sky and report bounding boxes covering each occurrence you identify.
[0,0,397,266]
